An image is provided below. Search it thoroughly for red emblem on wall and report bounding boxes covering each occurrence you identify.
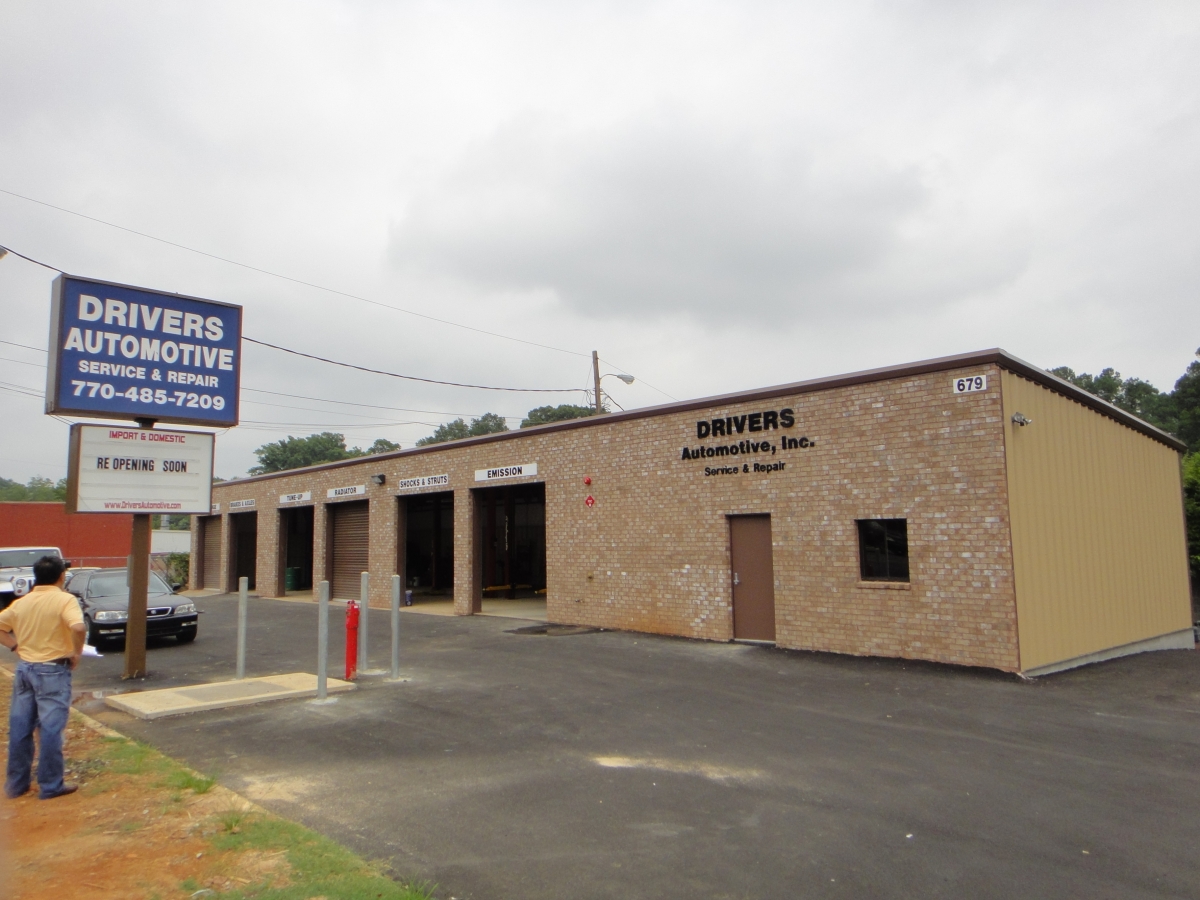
[585,495,595,507]
[583,476,592,485]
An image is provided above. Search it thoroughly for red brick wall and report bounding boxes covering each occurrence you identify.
[0,502,133,567]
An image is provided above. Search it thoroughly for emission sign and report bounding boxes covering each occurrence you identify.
[66,424,215,514]
[46,274,242,427]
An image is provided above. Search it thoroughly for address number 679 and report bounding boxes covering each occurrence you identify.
[952,375,987,394]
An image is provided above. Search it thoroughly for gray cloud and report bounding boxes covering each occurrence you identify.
[389,112,1033,323]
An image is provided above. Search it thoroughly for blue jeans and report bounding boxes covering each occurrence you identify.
[6,660,73,799]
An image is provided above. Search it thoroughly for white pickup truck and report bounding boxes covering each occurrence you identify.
[0,546,64,610]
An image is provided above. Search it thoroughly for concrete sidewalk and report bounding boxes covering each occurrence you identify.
[72,593,1200,900]
[105,672,356,719]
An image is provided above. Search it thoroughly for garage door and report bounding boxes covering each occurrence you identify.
[330,501,369,600]
[202,516,223,589]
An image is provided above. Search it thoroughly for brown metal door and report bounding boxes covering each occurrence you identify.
[202,516,222,589]
[730,515,776,641]
[330,501,369,600]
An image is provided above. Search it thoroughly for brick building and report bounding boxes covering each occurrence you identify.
[194,349,1193,676]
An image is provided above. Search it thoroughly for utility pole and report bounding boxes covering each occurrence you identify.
[593,350,603,414]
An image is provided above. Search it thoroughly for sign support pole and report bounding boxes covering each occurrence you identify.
[122,417,158,679]
[123,513,151,679]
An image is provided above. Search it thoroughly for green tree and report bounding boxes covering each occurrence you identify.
[250,433,361,475]
[1184,452,1200,606]
[416,413,509,446]
[365,438,401,455]
[1172,350,1200,453]
[1049,366,1177,432]
[520,404,602,427]
[0,476,68,501]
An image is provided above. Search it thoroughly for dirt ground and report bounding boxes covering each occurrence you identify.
[0,674,290,899]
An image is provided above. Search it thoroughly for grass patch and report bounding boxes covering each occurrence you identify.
[68,725,433,898]
[209,815,436,900]
[165,768,217,794]
[103,736,173,777]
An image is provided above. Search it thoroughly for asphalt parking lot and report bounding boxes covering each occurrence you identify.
[73,595,1200,900]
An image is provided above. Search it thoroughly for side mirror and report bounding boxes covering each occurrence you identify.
[171,583,184,593]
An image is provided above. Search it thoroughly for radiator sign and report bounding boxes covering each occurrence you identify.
[66,424,214,514]
[327,484,366,499]
[46,274,242,427]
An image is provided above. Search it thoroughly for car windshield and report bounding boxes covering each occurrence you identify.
[87,571,173,598]
[0,549,60,568]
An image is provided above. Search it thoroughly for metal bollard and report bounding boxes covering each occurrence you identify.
[236,576,248,680]
[317,580,329,699]
[390,574,401,680]
[358,571,369,674]
[345,600,359,681]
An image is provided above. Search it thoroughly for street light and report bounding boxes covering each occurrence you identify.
[591,351,635,413]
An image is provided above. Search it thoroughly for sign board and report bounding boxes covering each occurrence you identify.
[280,491,312,504]
[395,474,449,492]
[327,484,367,499]
[46,275,242,427]
[474,463,537,482]
[229,499,256,510]
[66,424,214,514]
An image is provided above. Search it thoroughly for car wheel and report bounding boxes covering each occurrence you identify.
[176,630,197,644]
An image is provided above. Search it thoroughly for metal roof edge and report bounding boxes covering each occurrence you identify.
[217,348,1184,488]
[990,349,1187,453]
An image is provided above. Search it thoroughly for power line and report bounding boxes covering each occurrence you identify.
[0,188,591,358]
[243,336,580,393]
[0,243,587,394]
[0,355,47,369]
[0,347,527,418]
[242,387,510,419]
[0,339,47,353]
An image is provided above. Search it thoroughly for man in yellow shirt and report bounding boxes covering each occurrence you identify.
[0,555,86,800]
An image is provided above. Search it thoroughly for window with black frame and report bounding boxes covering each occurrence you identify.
[857,519,909,581]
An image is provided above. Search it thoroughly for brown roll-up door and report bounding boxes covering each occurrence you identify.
[202,516,223,589]
[330,501,369,600]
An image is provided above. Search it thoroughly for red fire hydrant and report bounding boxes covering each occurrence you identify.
[345,601,359,681]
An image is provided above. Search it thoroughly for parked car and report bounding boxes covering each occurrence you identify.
[66,568,198,649]
[0,547,64,609]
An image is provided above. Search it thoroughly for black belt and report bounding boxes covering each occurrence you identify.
[49,657,72,666]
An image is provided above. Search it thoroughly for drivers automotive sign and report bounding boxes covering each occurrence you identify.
[46,274,242,427]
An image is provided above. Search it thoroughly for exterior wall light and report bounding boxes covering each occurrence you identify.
[1011,412,1032,427]
[370,474,386,485]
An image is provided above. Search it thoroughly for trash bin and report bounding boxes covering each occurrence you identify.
[285,567,299,591]
[405,590,413,607]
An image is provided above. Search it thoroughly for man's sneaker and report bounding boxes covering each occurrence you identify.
[39,784,78,800]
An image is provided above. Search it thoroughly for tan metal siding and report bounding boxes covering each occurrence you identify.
[201,516,222,590]
[330,501,369,601]
[1001,371,1192,670]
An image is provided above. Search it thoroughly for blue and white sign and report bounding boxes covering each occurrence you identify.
[46,275,242,427]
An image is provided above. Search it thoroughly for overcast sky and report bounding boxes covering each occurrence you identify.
[2,1,1198,481]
